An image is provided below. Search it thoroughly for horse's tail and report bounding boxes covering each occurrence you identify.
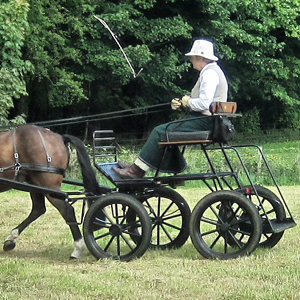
[62,134,102,195]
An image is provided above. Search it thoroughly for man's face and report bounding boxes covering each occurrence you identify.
[189,56,206,71]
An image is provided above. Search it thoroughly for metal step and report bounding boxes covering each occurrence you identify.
[268,218,297,233]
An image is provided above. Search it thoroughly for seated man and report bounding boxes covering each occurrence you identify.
[113,38,228,179]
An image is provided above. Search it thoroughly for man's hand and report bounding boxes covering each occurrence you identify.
[171,98,181,110]
[181,95,190,108]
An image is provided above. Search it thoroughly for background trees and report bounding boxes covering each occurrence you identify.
[1,0,300,135]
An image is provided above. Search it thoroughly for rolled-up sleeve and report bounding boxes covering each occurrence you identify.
[189,69,219,111]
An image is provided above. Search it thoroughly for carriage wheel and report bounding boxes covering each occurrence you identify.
[238,185,286,248]
[83,193,152,262]
[189,191,262,260]
[134,187,191,249]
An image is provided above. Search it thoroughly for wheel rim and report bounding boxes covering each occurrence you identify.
[190,191,262,259]
[84,195,151,261]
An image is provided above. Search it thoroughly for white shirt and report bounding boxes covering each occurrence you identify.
[189,62,224,112]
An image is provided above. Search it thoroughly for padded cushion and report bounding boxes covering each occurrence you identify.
[160,131,212,142]
[210,102,237,114]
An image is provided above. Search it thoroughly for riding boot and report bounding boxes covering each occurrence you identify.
[113,164,145,179]
[118,161,131,169]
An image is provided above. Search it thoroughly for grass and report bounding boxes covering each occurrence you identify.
[0,186,299,300]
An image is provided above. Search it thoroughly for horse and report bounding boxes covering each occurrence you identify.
[0,124,102,259]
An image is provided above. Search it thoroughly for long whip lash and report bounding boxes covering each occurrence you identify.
[94,15,143,78]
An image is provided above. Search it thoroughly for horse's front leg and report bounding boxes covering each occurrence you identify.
[3,192,46,251]
[47,196,86,259]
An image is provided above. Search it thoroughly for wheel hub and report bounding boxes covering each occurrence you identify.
[219,222,230,232]
[109,224,123,236]
[153,216,163,225]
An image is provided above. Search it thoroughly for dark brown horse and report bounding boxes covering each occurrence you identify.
[0,124,102,258]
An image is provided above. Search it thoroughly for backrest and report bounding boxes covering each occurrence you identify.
[92,130,118,165]
[210,102,237,114]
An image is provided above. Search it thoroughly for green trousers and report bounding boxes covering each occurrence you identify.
[138,113,214,173]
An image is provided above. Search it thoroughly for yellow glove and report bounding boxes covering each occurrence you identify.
[181,95,190,108]
[171,98,181,110]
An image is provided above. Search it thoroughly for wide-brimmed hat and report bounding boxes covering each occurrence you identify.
[185,39,218,61]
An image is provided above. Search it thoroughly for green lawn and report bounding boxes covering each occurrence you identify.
[0,186,299,300]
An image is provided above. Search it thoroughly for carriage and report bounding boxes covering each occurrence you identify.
[0,102,296,261]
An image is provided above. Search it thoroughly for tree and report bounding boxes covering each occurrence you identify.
[191,0,300,128]
[2,0,300,133]
[0,0,31,125]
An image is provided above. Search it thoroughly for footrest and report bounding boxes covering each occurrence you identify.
[268,218,297,233]
[96,162,123,182]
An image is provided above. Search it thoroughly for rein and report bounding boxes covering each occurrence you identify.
[0,127,65,178]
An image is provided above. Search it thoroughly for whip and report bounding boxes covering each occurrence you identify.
[94,15,143,78]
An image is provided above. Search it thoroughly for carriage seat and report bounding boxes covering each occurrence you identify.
[160,102,238,145]
[160,131,212,145]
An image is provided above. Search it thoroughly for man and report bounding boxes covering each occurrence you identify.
[113,39,228,179]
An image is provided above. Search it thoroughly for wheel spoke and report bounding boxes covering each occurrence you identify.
[201,228,219,236]
[201,216,220,226]
[104,236,115,251]
[224,232,228,253]
[227,230,243,249]
[161,220,182,231]
[158,223,174,243]
[260,208,275,217]
[119,233,135,251]
[229,226,252,237]
[116,236,121,256]
[102,207,117,225]
[162,212,182,222]
[210,233,222,248]
[94,231,111,241]
[160,201,176,218]
[209,205,225,224]
[144,199,158,218]
[93,217,111,229]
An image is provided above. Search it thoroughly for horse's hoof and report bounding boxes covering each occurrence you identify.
[70,256,77,260]
[3,240,16,251]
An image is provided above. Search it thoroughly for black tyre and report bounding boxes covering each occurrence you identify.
[136,187,191,249]
[238,185,286,248]
[190,191,262,260]
[83,193,152,262]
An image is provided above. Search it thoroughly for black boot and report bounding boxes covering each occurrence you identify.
[113,164,145,179]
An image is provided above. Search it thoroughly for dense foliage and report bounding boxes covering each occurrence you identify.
[1,0,300,133]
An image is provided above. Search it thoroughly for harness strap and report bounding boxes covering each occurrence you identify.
[36,127,52,164]
[20,163,65,176]
[12,129,19,164]
[0,165,19,173]
[6,127,66,177]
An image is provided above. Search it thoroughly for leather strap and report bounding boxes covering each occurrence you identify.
[20,163,65,176]
[6,127,66,177]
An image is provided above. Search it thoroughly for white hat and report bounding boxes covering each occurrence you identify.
[185,39,218,61]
